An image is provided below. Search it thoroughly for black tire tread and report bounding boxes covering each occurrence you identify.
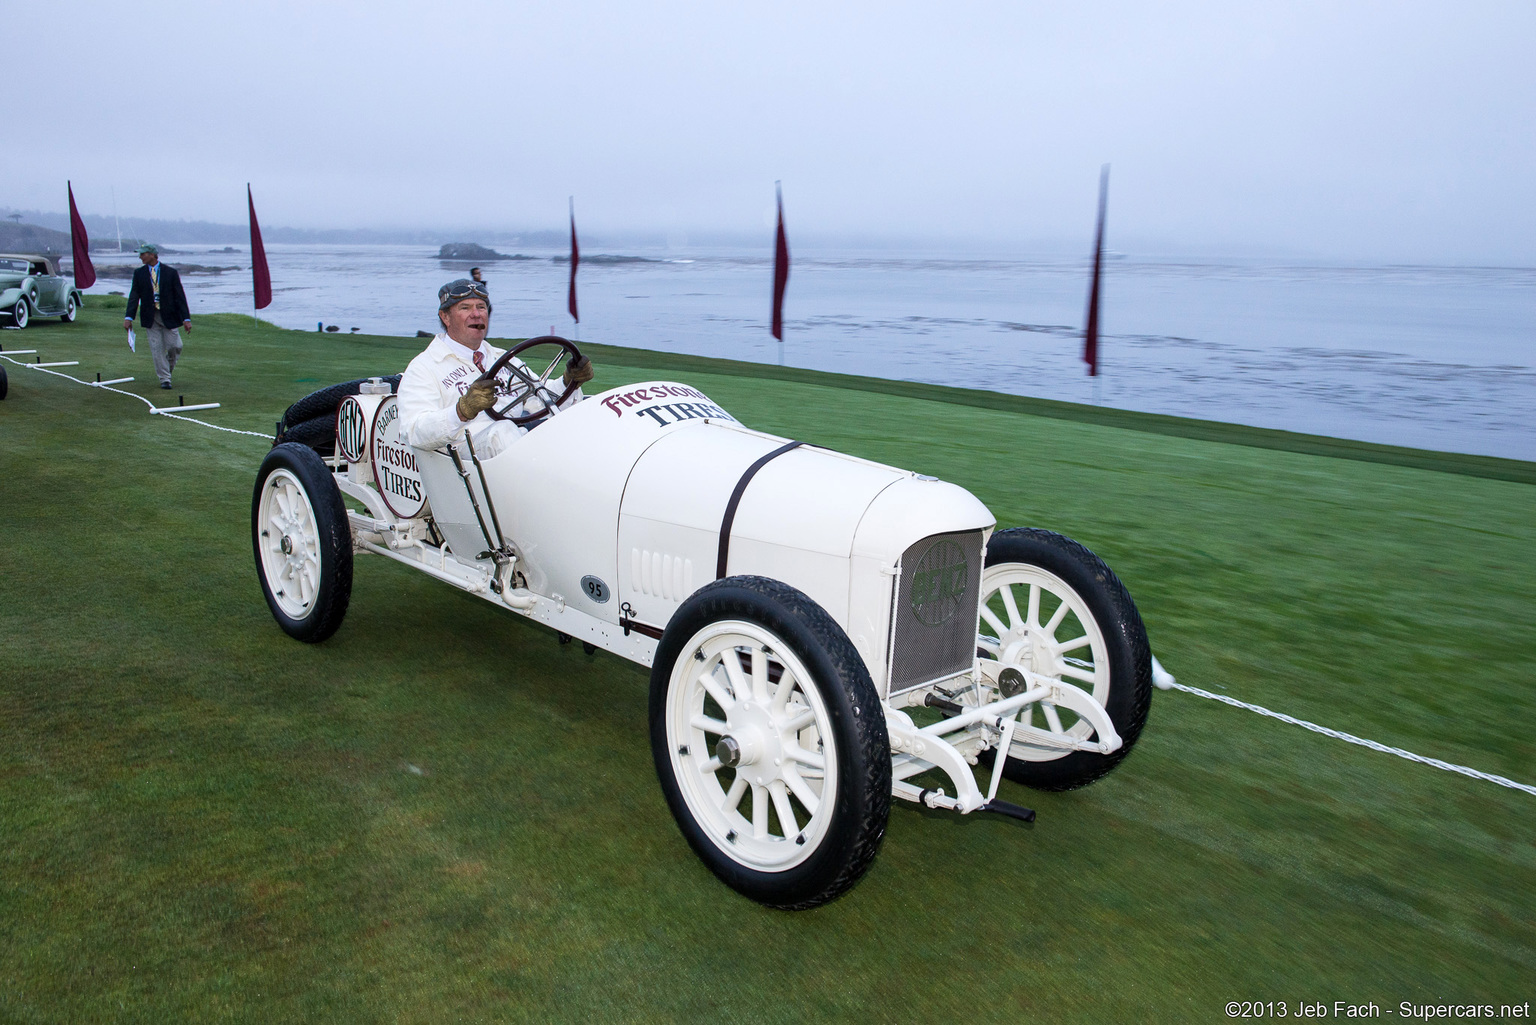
[985,527,1152,791]
[251,443,354,643]
[281,374,400,430]
[275,414,337,456]
[650,575,891,910]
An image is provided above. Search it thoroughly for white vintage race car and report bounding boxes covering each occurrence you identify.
[252,338,1156,909]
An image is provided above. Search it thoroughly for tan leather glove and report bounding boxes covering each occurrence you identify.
[563,354,594,388]
[456,378,498,421]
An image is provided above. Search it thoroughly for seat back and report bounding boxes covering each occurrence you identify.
[416,444,497,564]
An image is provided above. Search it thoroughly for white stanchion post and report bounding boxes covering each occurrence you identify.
[151,403,222,414]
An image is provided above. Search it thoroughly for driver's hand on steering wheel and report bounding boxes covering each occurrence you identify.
[563,354,594,389]
[456,378,498,422]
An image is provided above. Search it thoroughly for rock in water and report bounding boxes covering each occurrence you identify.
[439,242,508,261]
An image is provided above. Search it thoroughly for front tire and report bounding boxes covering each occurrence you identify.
[252,443,353,642]
[10,299,29,329]
[978,528,1152,791]
[650,577,891,909]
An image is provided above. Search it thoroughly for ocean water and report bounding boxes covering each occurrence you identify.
[83,244,1536,461]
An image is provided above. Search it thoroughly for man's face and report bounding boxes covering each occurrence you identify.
[440,298,490,347]
[139,251,157,266]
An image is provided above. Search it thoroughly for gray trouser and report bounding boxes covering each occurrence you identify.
[146,313,183,384]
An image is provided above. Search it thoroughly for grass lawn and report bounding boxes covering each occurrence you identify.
[2,297,1532,1022]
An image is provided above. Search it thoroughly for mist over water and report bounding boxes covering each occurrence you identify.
[81,245,1536,461]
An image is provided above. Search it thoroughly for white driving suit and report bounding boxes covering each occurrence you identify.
[397,334,582,458]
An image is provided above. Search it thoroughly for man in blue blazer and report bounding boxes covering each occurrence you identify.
[124,243,192,389]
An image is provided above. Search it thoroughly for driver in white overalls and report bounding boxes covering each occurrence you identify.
[398,278,593,458]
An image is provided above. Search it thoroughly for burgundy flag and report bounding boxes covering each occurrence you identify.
[68,182,95,289]
[771,182,790,341]
[248,184,272,310]
[567,198,579,324]
[1083,165,1109,377]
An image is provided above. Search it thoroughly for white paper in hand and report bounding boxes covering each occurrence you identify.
[127,328,136,352]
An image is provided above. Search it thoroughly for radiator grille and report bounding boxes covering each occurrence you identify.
[888,529,985,694]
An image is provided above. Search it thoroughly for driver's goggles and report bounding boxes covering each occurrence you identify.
[438,281,491,308]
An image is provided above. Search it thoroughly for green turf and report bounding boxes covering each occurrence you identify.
[2,297,1532,1022]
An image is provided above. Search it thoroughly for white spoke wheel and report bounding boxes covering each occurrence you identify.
[252,442,354,643]
[650,576,890,909]
[977,528,1152,791]
[61,296,78,323]
[10,299,28,329]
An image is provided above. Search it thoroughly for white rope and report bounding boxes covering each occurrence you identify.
[1,353,271,439]
[1165,680,1536,798]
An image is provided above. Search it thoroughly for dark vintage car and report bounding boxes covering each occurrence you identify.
[0,254,85,329]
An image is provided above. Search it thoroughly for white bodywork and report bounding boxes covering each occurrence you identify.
[332,380,1124,815]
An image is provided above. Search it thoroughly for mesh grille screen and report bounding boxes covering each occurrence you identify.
[888,529,984,694]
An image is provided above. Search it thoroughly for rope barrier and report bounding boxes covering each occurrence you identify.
[8,350,1531,798]
[1162,680,1536,798]
[1,352,271,439]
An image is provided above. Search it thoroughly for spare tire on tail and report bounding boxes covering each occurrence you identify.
[274,374,403,456]
[281,375,400,430]
[276,415,338,456]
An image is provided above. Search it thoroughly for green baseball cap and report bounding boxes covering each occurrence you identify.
[136,242,159,255]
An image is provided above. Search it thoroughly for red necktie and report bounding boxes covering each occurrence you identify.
[472,350,486,374]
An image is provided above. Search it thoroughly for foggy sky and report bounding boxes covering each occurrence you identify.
[8,0,1534,261]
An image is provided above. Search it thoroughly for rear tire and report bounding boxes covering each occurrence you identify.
[252,443,353,642]
[61,296,78,323]
[650,576,890,909]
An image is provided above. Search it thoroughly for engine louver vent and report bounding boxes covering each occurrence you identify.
[631,548,695,601]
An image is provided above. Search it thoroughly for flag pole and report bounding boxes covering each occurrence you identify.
[772,180,789,367]
[248,184,273,327]
[568,196,579,342]
[251,182,257,326]
[1083,164,1109,399]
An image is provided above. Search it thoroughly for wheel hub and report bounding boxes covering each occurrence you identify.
[1000,631,1032,669]
[280,535,294,555]
[725,699,781,783]
[998,626,1062,681]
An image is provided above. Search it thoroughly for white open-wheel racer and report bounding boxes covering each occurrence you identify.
[252,337,1160,909]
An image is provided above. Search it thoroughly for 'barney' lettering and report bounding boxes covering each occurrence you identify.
[369,395,428,518]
